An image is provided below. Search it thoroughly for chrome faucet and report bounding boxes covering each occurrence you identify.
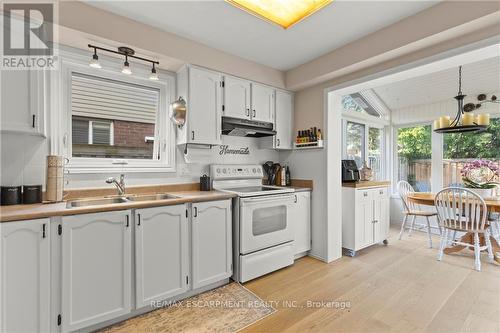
[106,174,126,196]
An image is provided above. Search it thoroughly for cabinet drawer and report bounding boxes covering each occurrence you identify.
[355,189,372,203]
[374,187,388,198]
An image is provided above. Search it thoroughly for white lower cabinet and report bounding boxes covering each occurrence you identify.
[291,191,311,255]
[342,186,390,256]
[0,218,50,333]
[60,211,132,332]
[135,205,189,308]
[192,199,232,289]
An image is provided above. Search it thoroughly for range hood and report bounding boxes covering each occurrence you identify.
[222,116,276,137]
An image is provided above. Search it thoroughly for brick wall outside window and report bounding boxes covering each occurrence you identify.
[114,120,155,148]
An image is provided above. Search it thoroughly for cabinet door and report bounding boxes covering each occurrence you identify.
[188,67,222,145]
[373,187,390,243]
[224,76,251,119]
[355,190,374,250]
[275,90,293,149]
[292,192,311,255]
[135,205,189,308]
[1,69,45,136]
[192,200,232,289]
[251,83,274,123]
[61,211,131,332]
[0,219,50,333]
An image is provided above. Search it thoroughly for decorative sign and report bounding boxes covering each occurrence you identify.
[219,145,250,156]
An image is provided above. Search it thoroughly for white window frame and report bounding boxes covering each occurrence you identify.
[342,112,389,181]
[392,121,435,195]
[50,47,176,173]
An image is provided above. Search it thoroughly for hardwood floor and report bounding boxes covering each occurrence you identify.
[242,228,500,333]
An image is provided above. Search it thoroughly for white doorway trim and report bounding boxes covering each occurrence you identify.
[322,37,500,262]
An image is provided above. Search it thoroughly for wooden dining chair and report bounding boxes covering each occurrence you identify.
[435,187,494,271]
[397,180,440,248]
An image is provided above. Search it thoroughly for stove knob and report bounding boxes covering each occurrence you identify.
[252,168,256,173]
[222,169,227,174]
[216,168,221,174]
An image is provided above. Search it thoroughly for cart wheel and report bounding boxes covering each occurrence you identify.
[383,239,389,245]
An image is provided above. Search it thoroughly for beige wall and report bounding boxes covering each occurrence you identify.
[58,1,285,88]
[290,2,500,133]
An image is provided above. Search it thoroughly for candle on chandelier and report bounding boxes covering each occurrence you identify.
[462,113,474,126]
[476,113,490,126]
[439,116,451,128]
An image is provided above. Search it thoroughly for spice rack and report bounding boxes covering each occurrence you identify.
[294,139,324,150]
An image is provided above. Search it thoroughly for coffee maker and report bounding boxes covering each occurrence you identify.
[342,160,360,182]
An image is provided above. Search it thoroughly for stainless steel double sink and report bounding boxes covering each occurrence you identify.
[66,193,180,208]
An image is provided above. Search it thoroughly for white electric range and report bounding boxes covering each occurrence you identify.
[210,164,296,282]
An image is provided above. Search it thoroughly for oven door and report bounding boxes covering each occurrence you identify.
[239,194,295,255]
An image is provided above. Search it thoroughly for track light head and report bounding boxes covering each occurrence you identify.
[149,64,159,80]
[89,48,101,69]
[122,56,132,75]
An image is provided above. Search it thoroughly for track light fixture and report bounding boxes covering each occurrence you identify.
[88,44,159,79]
[149,63,159,80]
[89,47,101,69]
[122,55,132,75]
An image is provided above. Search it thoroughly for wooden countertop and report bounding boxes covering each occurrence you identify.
[0,190,236,223]
[342,180,391,189]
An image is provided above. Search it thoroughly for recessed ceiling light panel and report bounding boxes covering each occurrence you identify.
[226,0,333,29]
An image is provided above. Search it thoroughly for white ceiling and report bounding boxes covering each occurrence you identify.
[372,56,500,110]
[83,0,439,71]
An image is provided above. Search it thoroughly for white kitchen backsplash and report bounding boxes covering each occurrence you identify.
[0,133,279,189]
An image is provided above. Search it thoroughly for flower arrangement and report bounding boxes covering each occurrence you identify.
[461,160,499,189]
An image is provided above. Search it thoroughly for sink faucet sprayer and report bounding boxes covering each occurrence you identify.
[106,174,126,195]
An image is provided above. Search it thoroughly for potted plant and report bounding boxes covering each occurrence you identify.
[461,160,499,199]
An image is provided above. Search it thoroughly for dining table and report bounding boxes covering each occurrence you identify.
[407,192,500,264]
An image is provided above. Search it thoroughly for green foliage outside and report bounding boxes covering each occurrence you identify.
[397,125,432,161]
[397,118,500,161]
[443,118,500,159]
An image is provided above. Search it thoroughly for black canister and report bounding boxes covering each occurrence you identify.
[23,185,43,204]
[1,186,22,205]
[200,174,211,191]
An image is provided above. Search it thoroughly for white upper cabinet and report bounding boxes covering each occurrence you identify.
[274,90,294,149]
[177,66,222,146]
[0,69,45,136]
[191,199,232,289]
[61,211,132,332]
[251,83,274,123]
[0,219,50,333]
[223,76,251,119]
[135,205,189,308]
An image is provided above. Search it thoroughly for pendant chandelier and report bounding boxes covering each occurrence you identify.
[434,66,492,134]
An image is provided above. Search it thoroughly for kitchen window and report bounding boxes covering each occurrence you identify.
[59,53,175,173]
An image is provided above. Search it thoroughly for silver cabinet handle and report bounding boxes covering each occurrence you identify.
[246,108,250,117]
[379,190,384,194]
[126,215,129,228]
[277,139,280,146]
[252,109,256,117]
[363,192,368,197]
[137,213,141,226]
[191,131,195,140]
[194,206,198,217]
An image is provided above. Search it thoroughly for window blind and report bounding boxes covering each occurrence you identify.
[71,73,159,124]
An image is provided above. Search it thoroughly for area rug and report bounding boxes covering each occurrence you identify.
[98,283,276,333]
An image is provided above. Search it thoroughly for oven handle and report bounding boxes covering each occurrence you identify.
[240,194,295,206]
